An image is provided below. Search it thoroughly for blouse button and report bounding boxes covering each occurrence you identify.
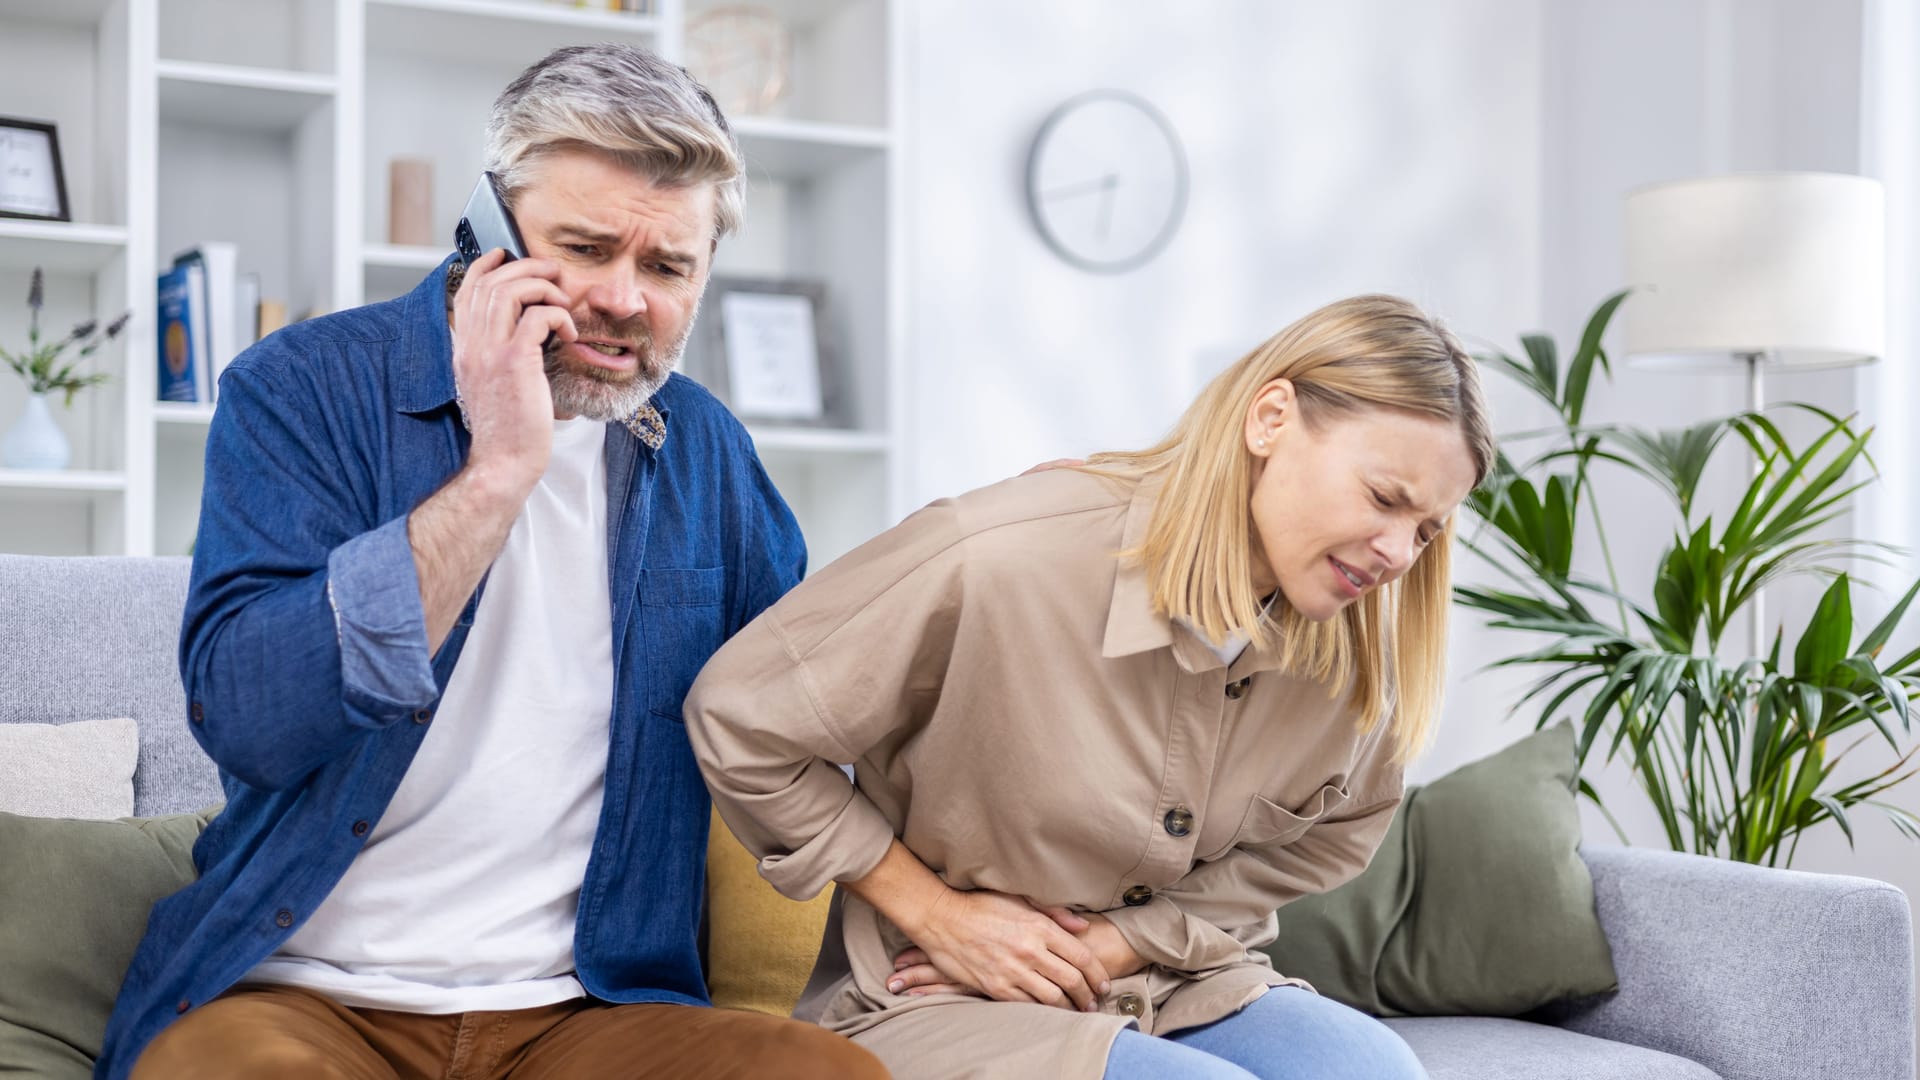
[1122,885,1154,907]
[1224,678,1250,700]
[1163,807,1194,837]
[1116,993,1146,1017]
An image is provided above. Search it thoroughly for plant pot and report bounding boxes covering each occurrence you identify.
[2,393,71,470]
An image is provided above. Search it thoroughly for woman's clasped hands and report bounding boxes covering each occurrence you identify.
[886,889,1148,1012]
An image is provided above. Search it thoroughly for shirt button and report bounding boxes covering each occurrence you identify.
[175,999,191,1015]
[190,702,205,724]
[413,709,432,725]
[274,909,295,929]
[1122,885,1153,906]
[1116,992,1146,1017]
[1224,678,1250,700]
[1163,807,1194,837]
[352,820,370,837]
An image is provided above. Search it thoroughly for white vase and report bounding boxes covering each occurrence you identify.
[2,393,71,470]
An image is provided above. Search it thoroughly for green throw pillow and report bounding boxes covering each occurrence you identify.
[1264,722,1617,1017]
[0,807,216,1078]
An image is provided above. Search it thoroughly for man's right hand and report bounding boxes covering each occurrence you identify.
[450,248,578,496]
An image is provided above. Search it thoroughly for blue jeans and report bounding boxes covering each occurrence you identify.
[1103,988,1427,1080]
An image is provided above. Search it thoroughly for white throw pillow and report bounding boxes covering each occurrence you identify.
[0,718,139,819]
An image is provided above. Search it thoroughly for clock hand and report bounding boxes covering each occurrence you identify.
[1041,173,1120,202]
[1096,178,1125,243]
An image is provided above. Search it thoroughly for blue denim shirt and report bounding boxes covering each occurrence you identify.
[96,259,806,1080]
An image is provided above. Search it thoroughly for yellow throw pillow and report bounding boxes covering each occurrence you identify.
[704,806,837,1016]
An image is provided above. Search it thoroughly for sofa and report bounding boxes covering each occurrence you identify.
[2,553,1915,1080]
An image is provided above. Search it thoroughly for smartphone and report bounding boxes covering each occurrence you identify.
[454,171,529,267]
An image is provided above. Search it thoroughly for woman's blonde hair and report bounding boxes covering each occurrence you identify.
[1086,294,1494,761]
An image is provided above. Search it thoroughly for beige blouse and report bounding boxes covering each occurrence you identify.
[685,467,1404,1080]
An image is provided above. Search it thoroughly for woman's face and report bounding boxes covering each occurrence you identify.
[1245,381,1479,623]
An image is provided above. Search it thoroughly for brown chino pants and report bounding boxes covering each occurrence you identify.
[130,984,889,1079]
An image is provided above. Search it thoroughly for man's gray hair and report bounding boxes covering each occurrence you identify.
[485,44,744,240]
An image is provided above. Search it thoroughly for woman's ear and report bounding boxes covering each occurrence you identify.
[1244,378,1295,457]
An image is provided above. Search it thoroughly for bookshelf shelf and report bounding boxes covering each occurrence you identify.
[733,118,890,182]
[153,403,217,426]
[365,0,662,66]
[0,469,127,496]
[363,243,450,270]
[749,426,891,456]
[157,60,338,132]
[0,221,129,273]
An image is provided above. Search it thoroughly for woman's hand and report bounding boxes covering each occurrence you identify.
[1063,912,1148,981]
[891,890,1112,1011]
[889,905,1146,1002]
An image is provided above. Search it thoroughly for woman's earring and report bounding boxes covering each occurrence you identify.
[1255,439,1267,450]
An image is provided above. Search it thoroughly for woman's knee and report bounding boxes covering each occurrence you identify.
[1105,1028,1259,1080]
[1279,993,1426,1080]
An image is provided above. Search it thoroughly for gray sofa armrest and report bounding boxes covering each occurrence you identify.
[1554,844,1914,1080]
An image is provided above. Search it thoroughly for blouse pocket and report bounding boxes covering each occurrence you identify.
[1206,782,1351,858]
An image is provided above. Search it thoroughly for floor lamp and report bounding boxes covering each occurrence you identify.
[1622,172,1886,655]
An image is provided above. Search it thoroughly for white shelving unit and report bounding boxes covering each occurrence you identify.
[0,0,904,569]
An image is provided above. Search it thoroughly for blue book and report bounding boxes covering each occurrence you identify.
[156,263,200,403]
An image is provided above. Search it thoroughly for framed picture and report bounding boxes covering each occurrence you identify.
[686,276,843,426]
[0,117,69,222]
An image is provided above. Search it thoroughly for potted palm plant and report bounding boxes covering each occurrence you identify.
[1,267,128,470]
[1459,292,1920,866]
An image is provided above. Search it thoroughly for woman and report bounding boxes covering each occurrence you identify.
[685,295,1492,1079]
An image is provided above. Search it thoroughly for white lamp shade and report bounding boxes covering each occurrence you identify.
[1624,172,1886,371]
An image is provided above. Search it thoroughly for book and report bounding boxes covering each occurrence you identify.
[155,262,200,403]
[235,273,261,348]
[182,259,212,403]
[172,242,238,399]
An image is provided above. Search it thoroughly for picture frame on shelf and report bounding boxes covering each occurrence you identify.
[687,276,844,428]
[0,117,69,222]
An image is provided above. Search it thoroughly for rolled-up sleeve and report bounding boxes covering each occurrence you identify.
[686,500,966,900]
[326,515,437,720]
[1101,789,1402,972]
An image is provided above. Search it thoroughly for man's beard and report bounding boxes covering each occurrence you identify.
[543,309,697,421]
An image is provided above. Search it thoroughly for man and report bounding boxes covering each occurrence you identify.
[98,44,888,1080]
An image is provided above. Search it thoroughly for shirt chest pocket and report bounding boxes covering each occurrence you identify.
[639,567,726,721]
[1202,782,1350,860]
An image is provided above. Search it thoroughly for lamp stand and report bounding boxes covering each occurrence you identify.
[1742,351,1766,659]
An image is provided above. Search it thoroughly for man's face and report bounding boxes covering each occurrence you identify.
[510,147,718,420]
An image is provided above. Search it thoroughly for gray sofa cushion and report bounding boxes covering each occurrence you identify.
[1385,1017,1723,1079]
[0,556,219,815]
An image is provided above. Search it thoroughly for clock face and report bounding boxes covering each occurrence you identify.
[1026,91,1189,273]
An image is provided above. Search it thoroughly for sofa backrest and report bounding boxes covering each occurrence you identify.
[0,555,221,815]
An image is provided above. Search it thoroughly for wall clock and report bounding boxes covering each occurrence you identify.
[1025,90,1188,274]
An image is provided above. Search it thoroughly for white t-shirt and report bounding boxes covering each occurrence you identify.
[247,416,614,1013]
